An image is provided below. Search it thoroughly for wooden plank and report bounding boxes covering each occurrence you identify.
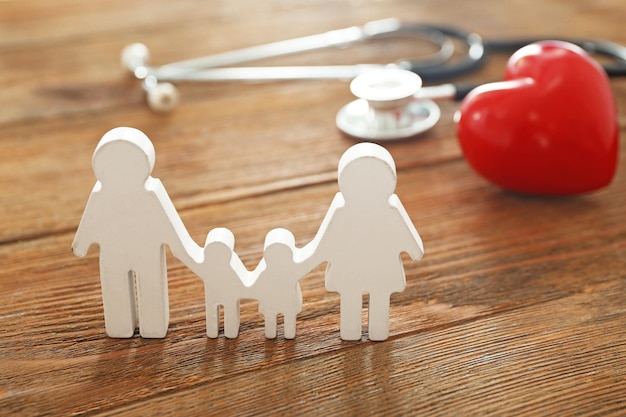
[99,279,626,416]
[1,266,624,415]
[2,0,626,415]
[1,159,624,413]
[0,98,464,244]
[3,0,625,127]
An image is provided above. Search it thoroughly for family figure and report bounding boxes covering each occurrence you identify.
[72,127,424,341]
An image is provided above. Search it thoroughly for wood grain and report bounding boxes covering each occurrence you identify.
[1,0,625,415]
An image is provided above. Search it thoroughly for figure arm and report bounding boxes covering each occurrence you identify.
[294,193,344,270]
[149,178,203,265]
[71,185,102,257]
[232,255,257,304]
[179,250,205,279]
[170,240,204,273]
[292,245,322,277]
[389,194,424,261]
[231,252,254,288]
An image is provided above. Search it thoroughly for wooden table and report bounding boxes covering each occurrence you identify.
[2,0,625,415]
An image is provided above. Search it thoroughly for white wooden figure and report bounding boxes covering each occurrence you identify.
[72,127,202,338]
[251,228,317,339]
[305,142,424,341]
[184,228,253,338]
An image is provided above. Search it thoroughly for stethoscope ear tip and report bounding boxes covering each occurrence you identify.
[121,43,150,73]
[146,82,180,112]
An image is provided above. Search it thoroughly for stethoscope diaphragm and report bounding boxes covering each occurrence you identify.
[335,68,441,141]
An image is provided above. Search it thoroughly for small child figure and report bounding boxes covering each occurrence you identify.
[252,228,315,339]
[184,228,252,338]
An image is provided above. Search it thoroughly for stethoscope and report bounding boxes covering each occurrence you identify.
[122,18,626,141]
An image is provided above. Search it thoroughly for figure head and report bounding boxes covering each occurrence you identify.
[92,127,156,189]
[263,228,295,264]
[337,142,397,204]
[204,228,235,262]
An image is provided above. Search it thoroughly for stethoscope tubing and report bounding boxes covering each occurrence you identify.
[484,37,626,77]
[123,19,626,111]
[416,38,626,101]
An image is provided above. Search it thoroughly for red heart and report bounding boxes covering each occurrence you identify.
[456,41,619,195]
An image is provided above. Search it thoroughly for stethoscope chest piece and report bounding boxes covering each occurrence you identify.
[336,68,441,140]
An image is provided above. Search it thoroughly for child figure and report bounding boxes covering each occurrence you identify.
[184,228,252,338]
[252,228,316,339]
[306,142,424,341]
[72,127,201,338]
